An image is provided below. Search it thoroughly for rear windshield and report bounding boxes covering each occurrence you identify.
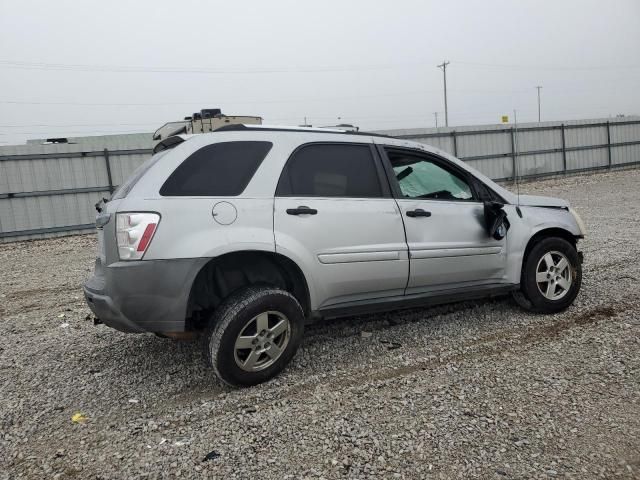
[111,150,167,200]
[159,141,272,196]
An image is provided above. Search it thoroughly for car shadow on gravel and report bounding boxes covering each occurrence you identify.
[77,296,519,400]
[286,295,537,374]
[86,332,224,397]
[304,295,518,340]
[82,293,599,400]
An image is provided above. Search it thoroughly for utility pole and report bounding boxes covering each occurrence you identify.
[513,109,519,188]
[434,112,438,128]
[535,86,542,122]
[437,61,450,127]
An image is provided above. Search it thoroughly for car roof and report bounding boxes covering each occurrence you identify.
[213,123,395,139]
[152,124,402,154]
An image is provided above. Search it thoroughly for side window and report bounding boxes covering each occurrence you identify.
[160,141,272,196]
[387,150,474,201]
[276,143,383,198]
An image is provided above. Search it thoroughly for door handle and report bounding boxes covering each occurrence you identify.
[286,206,318,215]
[406,209,431,218]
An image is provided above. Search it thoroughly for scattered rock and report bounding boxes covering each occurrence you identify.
[203,450,221,462]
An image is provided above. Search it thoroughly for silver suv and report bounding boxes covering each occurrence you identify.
[84,125,585,386]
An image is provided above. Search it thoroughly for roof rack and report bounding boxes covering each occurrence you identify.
[213,124,391,138]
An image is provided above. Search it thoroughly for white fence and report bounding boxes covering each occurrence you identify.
[1,117,639,242]
[379,116,640,180]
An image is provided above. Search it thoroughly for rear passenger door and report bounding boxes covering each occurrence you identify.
[274,142,409,310]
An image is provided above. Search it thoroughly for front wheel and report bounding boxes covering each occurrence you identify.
[513,237,582,313]
[204,286,304,387]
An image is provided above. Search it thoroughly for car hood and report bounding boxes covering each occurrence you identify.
[515,194,569,208]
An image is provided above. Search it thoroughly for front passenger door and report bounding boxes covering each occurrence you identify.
[381,147,507,295]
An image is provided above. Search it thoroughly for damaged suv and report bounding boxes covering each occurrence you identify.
[84,125,585,386]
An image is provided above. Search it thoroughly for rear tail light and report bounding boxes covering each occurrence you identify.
[116,212,160,260]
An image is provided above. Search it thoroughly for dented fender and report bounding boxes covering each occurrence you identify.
[503,204,582,284]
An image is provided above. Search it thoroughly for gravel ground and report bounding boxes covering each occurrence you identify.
[1,168,639,479]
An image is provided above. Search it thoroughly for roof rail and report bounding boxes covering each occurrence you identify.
[213,124,391,138]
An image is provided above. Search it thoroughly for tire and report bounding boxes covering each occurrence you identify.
[514,236,582,314]
[204,286,304,387]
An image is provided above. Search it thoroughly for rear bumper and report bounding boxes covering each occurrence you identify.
[84,288,146,333]
[83,257,209,333]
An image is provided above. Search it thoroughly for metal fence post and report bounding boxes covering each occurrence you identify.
[560,124,567,174]
[510,127,517,182]
[606,121,612,169]
[103,148,114,194]
[451,130,458,157]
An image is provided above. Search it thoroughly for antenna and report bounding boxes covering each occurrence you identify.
[513,109,520,205]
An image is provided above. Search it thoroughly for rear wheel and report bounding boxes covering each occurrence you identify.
[204,286,304,387]
[513,237,582,313]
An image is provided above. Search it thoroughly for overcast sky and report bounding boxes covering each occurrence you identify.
[1,0,639,144]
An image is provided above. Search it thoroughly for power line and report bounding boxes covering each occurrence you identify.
[0,87,538,108]
[2,59,638,75]
[0,92,434,107]
[453,60,640,71]
[4,82,637,109]
[0,59,426,75]
[6,82,635,110]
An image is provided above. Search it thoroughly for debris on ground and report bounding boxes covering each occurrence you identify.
[71,412,87,424]
[380,339,402,350]
[203,450,221,462]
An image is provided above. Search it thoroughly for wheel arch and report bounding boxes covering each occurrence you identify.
[521,227,578,272]
[185,250,311,330]
[513,226,583,313]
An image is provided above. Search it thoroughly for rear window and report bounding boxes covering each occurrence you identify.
[160,141,272,196]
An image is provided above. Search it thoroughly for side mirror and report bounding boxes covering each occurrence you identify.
[483,201,510,240]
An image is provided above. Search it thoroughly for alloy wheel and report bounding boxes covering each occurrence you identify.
[233,311,291,372]
[535,250,573,301]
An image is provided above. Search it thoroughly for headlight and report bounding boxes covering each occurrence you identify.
[569,208,587,236]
